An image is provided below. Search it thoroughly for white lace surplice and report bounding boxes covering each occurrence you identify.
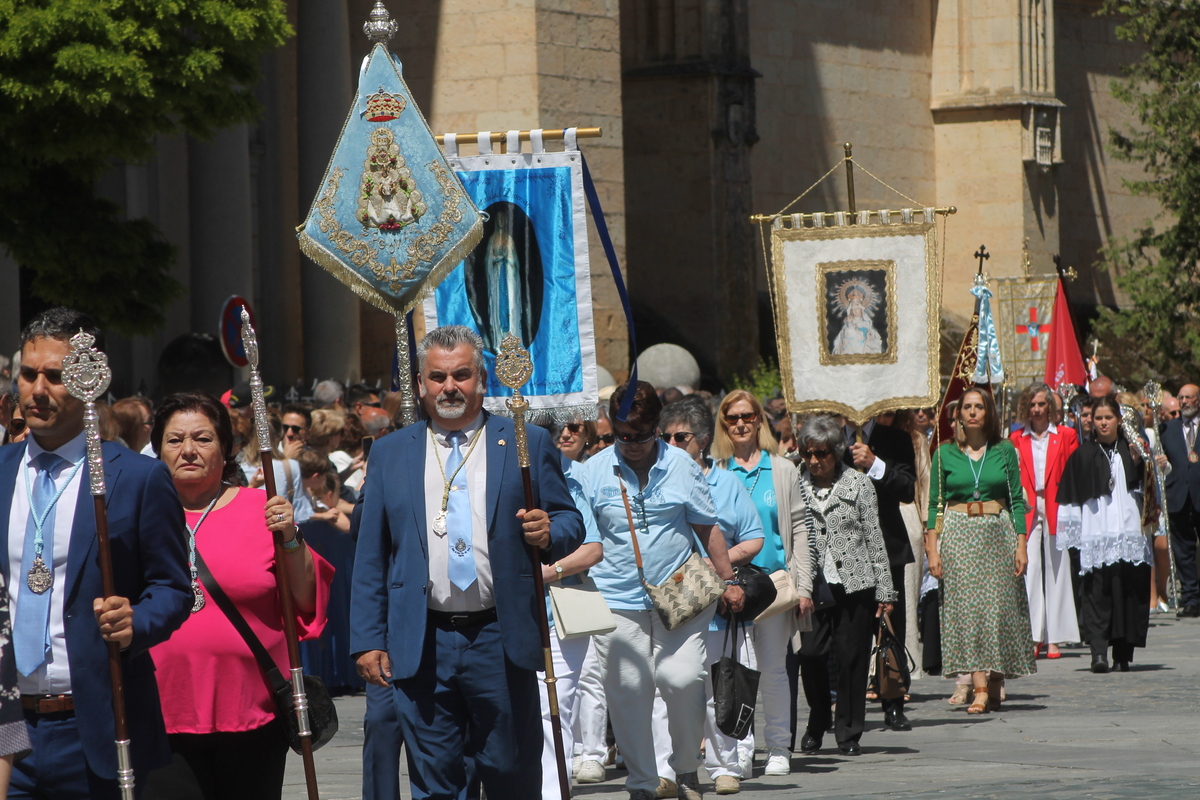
[1056,452,1151,573]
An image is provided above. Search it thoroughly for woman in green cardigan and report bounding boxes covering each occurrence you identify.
[927,389,1036,714]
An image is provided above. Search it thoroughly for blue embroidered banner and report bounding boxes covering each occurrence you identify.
[423,132,597,422]
[297,44,482,314]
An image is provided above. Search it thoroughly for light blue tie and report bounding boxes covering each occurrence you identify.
[15,452,64,676]
[445,431,477,591]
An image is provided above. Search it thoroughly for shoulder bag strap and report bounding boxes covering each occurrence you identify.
[613,465,647,584]
[194,550,288,694]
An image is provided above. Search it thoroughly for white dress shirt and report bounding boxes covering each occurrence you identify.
[7,431,87,695]
[1025,421,1056,491]
[423,415,493,612]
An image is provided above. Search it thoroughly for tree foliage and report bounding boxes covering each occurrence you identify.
[728,357,781,401]
[1093,1,1200,382]
[0,0,291,335]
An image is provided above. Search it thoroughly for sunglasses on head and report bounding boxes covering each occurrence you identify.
[800,448,833,460]
[282,424,305,435]
[661,431,694,444]
[724,412,758,425]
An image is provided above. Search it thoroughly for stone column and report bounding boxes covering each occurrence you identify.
[297,0,360,383]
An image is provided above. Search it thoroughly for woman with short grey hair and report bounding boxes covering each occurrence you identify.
[794,414,895,757]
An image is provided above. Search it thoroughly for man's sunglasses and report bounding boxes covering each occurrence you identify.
[6,418,26,437]
[597,433,615,445]
[800,449,833,460]
[615,430,656,444]
[282,424,305,435]
[723,412,758,425]
[661,431,694,445]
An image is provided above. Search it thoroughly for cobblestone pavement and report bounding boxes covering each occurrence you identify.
[287,614,1200,799]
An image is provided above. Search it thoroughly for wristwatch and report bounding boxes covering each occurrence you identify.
[554,563,564,581]
[282,527,305,553]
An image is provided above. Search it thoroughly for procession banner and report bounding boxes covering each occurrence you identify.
[992,275,1058,391]
[423,129,597,423]
[297,42,483,314]
[769,213,942,425]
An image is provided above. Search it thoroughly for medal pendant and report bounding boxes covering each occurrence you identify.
[1190,452,1198,464]
[26,556,52,594]
[191,580,206,614]
[433,511,448,536]
[1110,478,1116,491]
[972,490,981,500]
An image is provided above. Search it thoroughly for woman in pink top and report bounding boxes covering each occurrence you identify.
[143,393,333,800]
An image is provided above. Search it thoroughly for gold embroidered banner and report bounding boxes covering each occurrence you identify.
[992,275,1057,391]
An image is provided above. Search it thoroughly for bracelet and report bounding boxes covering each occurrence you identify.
[282,528,305,552]
[723,579,740,586]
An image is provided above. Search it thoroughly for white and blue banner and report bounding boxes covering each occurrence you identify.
[423,129,598,423]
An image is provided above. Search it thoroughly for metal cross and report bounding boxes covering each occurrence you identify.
[974,245,990,274]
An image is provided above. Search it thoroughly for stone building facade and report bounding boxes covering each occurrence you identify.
[0,0,1157,395]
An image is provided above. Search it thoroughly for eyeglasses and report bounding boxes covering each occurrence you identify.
[661,431,695,444]
[597,433,615,445]
[615,430,656,444]
[800,449,833,460]
[723,412,758,425]
[282,424,305,435]
[563,423,585,434]
[6,418,26,437]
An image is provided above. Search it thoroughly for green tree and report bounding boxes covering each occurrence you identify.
[1093,1,1200,381]
[0,0,291,335]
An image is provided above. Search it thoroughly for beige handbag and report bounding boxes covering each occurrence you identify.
[754,569,799,622]
[615,466,724,631]
[548,574,617,640]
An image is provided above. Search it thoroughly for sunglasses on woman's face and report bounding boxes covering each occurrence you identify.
[800,449,833,460]
[661,431,694,445]
[562,423,584,434]
[724,412,758,425]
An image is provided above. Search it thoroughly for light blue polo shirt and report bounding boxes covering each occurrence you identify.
[702,463,764,630]
[727,450,788,574]
[582,440,720,611]
[546,454,604,627]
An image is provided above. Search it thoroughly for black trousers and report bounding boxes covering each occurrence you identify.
[144,718,289,800]
[1083,561,1152,663]
[798,586,877,745]
[1168,505,1200,608]
[880,565,907,715]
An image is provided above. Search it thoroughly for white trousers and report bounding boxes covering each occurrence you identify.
[750,610,793,751]
[538,630,590,800]
[574,637,608,762]
[594,607,714,793]
[1025,497,1081,645]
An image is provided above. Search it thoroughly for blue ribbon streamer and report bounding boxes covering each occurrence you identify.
[580,153,637,421]
[970,280,1005,385]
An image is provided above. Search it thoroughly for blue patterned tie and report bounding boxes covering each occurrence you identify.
[445,431,477,591]
[15,452,64,676]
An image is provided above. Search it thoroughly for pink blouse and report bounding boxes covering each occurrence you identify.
[151,488,334,734]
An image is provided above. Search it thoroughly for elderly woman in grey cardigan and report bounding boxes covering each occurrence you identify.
[794,414,895,757]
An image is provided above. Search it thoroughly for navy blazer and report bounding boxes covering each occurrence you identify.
[0,441,191,779]
[1161,418,1200,513]
[349,413,585,677]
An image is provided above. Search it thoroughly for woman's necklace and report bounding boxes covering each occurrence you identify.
[731,451,765,496]
[1101,440,1119,492]
[185,485,225,613]
[966,445,988,500]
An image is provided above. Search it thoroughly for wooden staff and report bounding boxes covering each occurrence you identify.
[495,334,570,800]
[63,331,133,800]
[240,310,321,800]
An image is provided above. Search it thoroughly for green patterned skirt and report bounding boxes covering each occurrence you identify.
[940,510,1036,678]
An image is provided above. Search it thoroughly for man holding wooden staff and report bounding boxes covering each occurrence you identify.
[351,325,585,800]
[1,307,192,798]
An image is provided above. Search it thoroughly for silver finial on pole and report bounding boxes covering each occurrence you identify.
[63,331,112,497]
[240,308,272,455]
[364,2,398,44]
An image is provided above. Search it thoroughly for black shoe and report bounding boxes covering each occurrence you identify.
[800,732,823,753]
[1091,654,1110,673]
[838,742,862,756]
[885,709,912,731]
[1176,604,1200,618]
[1115,660,1131,672]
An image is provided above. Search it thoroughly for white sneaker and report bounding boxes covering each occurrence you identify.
[763,747,791,776]
[576,759,606,783]
[738,750,753,778]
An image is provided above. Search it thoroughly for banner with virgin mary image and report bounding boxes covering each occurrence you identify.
[768,211,943,424]
[422,129,597,423]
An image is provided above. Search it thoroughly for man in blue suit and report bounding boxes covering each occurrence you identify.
[1162,383,1200,617]
[1,307,192,798]
[351,325,585,800]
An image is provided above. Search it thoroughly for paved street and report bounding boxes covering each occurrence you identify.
[287,614,1200,799]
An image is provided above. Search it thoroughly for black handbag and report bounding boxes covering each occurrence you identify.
[717,563,777,621]
[195,551,339,753]
[711,620,761,739]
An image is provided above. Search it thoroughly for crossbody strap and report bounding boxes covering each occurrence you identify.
[194,550,288,694]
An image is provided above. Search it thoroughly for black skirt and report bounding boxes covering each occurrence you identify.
[1081,561,1151,648]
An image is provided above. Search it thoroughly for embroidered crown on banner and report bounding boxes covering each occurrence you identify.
[363,86,406,122]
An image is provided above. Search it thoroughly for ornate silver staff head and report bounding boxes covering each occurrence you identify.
[496,334,534,467]
[1144,380,1163,409]
[364,2,397,44]
[240,309,272,455]
[63,331,112,496]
